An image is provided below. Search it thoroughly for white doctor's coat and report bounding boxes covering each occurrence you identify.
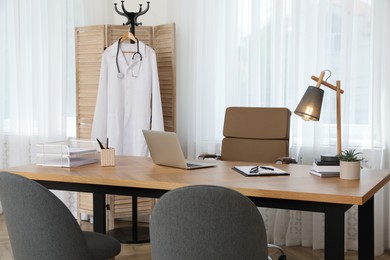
[92,40,164,156]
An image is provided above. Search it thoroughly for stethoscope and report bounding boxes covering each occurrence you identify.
[116,37,143,79]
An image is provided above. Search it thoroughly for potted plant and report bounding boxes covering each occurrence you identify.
[337,149,364,180]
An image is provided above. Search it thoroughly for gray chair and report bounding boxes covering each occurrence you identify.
[0,171,121,260]
[150,185,269,260]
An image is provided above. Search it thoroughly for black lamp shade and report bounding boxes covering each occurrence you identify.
[294,86,324,121]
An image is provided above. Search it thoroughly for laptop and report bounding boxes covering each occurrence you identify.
[142,130,216,170]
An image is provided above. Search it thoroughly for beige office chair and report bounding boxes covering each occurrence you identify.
[199,107,296,164]
[199,107,294,259]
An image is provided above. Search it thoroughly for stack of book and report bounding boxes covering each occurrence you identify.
[310,156,340,177]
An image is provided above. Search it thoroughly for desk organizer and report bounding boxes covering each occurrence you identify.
[101,148,115,167]
[36,139,99,167]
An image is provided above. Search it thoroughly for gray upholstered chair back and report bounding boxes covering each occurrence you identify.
[0,171,94,260]
[150,185,268,260]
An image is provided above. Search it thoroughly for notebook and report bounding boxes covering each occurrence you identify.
[233,165,289,177]
[142,130,216,170]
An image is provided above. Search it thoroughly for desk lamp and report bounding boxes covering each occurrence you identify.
[294,70,344,155]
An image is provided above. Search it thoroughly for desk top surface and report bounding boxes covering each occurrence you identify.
[6,156,390,205]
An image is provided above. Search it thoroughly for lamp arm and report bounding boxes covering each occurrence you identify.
[311,71,344,154]
[315,71,326,88]
[311,75,344,94]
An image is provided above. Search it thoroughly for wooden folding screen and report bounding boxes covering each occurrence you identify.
[154,24,176,131]
[75,24,176,227]
[75,25,105,139]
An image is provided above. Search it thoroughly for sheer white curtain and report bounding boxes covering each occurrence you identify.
[0,0,73,213]
[172,0,390,255]
[0,0,70,165]
[0,0,114,215]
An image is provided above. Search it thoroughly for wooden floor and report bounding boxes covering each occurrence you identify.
[1,214,390,260]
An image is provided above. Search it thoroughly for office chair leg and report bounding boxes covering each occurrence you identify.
[268,243,287,260]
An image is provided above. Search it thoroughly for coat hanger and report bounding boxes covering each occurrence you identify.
[120,31,137,43]
[117,35,143,60]
[119,31,138,54]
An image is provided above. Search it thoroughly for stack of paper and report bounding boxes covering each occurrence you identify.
[36,139,99,167]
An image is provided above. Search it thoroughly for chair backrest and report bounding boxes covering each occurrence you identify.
[221,107,291,163]
[0,172,94,260]
[150,185,268,260]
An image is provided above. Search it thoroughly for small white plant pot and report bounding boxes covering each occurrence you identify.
[340,161,361,180]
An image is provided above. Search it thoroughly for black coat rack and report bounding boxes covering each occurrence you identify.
[114,1,150,35]
[111,1,151,244]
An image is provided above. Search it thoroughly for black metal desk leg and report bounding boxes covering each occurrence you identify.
[132,195,138,239]
[358,197,374,260]
[93,193,107,234]
[325,207,345,260]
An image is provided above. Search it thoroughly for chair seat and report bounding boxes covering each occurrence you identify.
[83,231,121,260]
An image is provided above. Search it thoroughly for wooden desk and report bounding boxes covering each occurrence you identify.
[6,156,390,260]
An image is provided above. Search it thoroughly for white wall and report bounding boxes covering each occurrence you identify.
[113,0,170,26]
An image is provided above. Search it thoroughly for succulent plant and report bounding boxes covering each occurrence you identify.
[337,149,364,162]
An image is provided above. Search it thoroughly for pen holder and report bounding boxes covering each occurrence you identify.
[101,148,115,167]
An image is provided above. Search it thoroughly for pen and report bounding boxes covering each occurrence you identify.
[250,166,259,173]
[260,166,274,171]
[96,138,105,149]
